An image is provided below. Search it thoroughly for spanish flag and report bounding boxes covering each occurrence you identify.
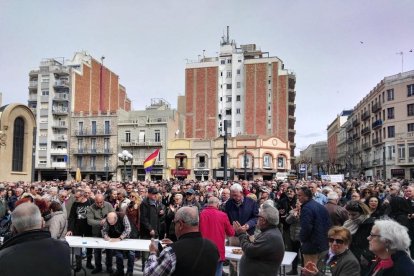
[143,148,160,172]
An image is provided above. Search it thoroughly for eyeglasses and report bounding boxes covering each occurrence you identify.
[369,233,381,238]
[328,238,345,244]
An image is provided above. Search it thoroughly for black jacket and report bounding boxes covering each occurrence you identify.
[170,232,219,276]
[366,250,414,276]
[0,229,71,276]
[140,198,164,238]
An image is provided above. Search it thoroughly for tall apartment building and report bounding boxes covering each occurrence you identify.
[346,70,414,180]
[28,52,131,180]
[117,99,181,181]
[327,110,352,173]
[184,28,296,165]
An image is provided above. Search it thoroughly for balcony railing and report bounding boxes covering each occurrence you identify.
[50,148,68,155]
[120,140,163,147]
[361,126,371,135]
[372,138,383,145]
[352,133,360,140]
[372,102,382,113]
[361,111,370,121]
[52,107,69,115]
[29,81,38,89]
[51,135,68,141]
[51,162,68,168]
[353,118,360,126]
[346,123,353,131]
[75,129,112,136]
[372,159,382,166]
[372,119,383,129]
[73,148,113,155]
[53,93,69,101]
[196,162,208,169]
[54,80,69,87]
[362,142,371,150]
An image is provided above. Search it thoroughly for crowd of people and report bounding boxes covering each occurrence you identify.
[1,177,414,275]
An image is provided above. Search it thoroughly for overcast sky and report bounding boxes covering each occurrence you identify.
[1,0,413,155]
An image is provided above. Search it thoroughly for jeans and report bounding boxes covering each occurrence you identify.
[106,250,135,273]
[94,248,112,269]
[216,261,223,276]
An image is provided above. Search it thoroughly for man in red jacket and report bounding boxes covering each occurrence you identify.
[200,196,235,276]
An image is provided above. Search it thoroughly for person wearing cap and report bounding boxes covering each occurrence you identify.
[183,188,201,211]
[140,187,165,271]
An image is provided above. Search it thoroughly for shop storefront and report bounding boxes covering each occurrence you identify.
[171,169,191,180]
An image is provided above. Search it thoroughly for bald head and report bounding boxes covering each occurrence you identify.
[11,202,42,233]
[107,212,118,225]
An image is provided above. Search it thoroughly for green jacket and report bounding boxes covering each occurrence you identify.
[86,201,114,237]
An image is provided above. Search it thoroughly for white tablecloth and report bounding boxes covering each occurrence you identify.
[65,236,151,251]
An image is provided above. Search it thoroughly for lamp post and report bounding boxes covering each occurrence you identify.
[118,150,133,183]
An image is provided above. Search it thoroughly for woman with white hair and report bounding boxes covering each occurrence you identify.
[366,219,414,275]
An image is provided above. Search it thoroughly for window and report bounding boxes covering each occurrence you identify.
[91,138,96,151]
[125,131,131,142]
[41,90,49,95]
[104,156,109,168]
[78,122,83,133]
[91,121,97,134]
[226,71,232,78]
[388,146,395,160]
[139,130,145,142]
[408,84,414,97]
[225,109,232,115]
[237,69,241,75]
[155,130,161,142]
[238,59,242,63]
[104,121,110,134]
[220,60,225,65]
[408,123,414,132]
[236,95,241,101]
[226,84,232,89]
[409,143,414,162]
[226,96,232,102]
[90,156,96,169]
[220,72,223,77]
[12,117,25,171]
[277,157,285,168]
[78,139,83,151]
[388,126,395,138]
[236,108,241,114]
[104,138,109,151]
[237,82,241,88]
[227,59,232,64]
[387,89,394,101]
[77,156,83,169]
[398,144,406,160]
[240,155,251,168]
[387,107,394,119]
[408,104,414,116]
[220,97,222,102]
[263,154,272,168]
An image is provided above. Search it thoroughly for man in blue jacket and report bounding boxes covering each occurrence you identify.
[297,186,331,265]
[225,183,258,276]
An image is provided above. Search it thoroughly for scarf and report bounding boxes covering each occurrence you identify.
[373,257,394,274]
[343,214,368,235]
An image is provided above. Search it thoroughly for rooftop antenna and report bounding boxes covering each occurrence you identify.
[227,26,230,43]
[203,50,205,59]
[396,51,403,73]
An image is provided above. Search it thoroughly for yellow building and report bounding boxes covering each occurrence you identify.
[167,135,291,180]
[0,103,36,182]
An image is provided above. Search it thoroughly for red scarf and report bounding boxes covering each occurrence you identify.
[374,257,394,273]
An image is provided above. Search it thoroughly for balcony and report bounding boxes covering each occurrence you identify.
[75,129,112,136]
[372,102,382,113]
[73,148,113,155]
[362,142,371,150]
[372,119,383,130]
[288,90,296,102]
[29,81,38,89]
[362,161,372,168]
[352,118,360,126]
[352,133,360,140]
[52,122,68,129]
[51,135,68,141]
[346,123,353,132]
[40,95,49,103]
[372,159,382,166]
[397,157,414,165]
[51,162,68,168]
[361,126,371,135]
[54,80,69,87]
[196,162,208,169]
[372,138,383,146]
[361,111,370,121]
[52,107,69,115]
[50,148,68,155]
[132,158,164,166]
[53,93,69,101]
[147,118,168,124]
[120,140,163,147]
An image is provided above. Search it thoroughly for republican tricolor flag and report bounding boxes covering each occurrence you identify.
[143,148,160,172]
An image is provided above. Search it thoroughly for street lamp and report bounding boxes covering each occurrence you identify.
[118,150,133,183]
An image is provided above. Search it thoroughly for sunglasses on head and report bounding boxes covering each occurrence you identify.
[328,238,345,244]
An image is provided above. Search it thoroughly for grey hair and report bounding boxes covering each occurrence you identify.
[260,204,279,226]
[327,191,339,201]
[207,196,220,206]
[230,183,243,193]
[261,199,275,208]
[175,206,199,226]
[11,202,42,233]
[375,219,411,252]
[118,188,127,197]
